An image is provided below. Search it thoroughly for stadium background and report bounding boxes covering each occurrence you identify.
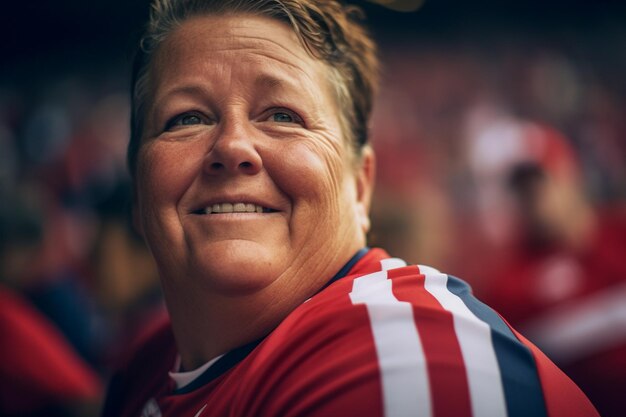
[1,1,625,416]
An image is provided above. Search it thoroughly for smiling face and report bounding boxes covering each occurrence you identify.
[135,14,374,298]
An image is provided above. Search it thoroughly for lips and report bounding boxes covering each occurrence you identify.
[192,202,277,215]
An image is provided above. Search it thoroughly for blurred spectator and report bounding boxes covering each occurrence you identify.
[0,286,102,417]
[461,107,626,417]
[0,192,102,416]
[368,49,480,268]
[0,78,163,378]
[90,182,163,368]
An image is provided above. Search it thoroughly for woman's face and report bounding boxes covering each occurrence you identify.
[135,14,373,296]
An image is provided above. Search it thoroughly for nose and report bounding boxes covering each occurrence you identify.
[203,118,262,176]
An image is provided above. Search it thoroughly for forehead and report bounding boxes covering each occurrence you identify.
[149,14,332,103]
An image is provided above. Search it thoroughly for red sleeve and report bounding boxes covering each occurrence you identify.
[510,327,600,417]
[101,313,175,417]
[0,288,101,415]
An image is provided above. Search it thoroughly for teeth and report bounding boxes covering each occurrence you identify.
[202,203,268,214]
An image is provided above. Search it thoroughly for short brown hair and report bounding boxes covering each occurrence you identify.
[128,0,379,178]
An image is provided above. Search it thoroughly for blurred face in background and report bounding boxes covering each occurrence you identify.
[508,164,556,246]
[508,162,589,249]
[133,14,373,297]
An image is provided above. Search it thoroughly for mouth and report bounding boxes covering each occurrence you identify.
[191,202,278,215]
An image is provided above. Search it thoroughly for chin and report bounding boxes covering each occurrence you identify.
[188,240,286,296]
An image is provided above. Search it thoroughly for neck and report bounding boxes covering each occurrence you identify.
[166,289,289,370]
[161,245,361,370]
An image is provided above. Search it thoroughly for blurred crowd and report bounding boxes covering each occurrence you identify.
[1,20,625,417]
[0,73,164,416]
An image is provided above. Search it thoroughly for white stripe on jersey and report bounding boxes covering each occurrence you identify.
[420,265,508,417]
[349,263,432,417]
[380,258,407,271]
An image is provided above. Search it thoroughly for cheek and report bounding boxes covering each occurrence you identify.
[136,142,201,208]
[264,139,356,248]
[266,140,346,204]
[135,142,204,249]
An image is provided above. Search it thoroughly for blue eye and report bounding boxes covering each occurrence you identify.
[165,113,206,130]
[178,115,202,125]
[272,112,295,123]
[267,109,303,125]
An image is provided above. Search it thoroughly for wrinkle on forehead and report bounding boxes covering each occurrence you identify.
[158,14,317,73]
[149,14,331,105]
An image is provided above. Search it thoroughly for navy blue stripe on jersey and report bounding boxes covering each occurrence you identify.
[445,275,548,417]
[174,338,263,395]
[318,247,370,292]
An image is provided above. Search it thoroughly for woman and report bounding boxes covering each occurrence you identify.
[103,1,598,416]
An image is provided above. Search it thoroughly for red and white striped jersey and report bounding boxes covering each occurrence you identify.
[102,248,598,417]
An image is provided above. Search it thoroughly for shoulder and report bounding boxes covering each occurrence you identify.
[102,312,176,417]
[391,261,598,417]
[236,252,598,417]
[117,310,176,382]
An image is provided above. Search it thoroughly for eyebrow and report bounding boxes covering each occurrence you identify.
[254,74,288,91]
[156,74,291,103]
[153,84,208,109]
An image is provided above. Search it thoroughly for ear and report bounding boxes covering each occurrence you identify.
[354,145,376,234]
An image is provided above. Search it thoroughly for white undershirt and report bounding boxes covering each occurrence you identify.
[169,354,225,390]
